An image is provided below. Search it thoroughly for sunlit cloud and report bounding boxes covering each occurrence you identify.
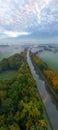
[4,31,30,37]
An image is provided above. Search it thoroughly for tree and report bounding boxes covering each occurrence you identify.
[9,123,20,130]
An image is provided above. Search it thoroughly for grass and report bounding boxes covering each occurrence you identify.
[37,51,58,76]
[0,70,18,80]
[0,52,10,61]
[0,50,22,81]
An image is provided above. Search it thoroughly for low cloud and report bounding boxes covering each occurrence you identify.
[4,31,30,37]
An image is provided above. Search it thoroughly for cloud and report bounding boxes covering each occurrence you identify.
[0,0,58,39]
[4,31,30,37]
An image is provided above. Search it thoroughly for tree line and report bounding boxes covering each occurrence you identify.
[30,52,58,94]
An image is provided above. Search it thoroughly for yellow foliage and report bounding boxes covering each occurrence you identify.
[52,76,58,86]
[44,69,58,90]
[33,56,42,64]
[39,119,47,127]
[44,70,56,79]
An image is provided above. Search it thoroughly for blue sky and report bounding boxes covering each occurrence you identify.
[0,0,58,43]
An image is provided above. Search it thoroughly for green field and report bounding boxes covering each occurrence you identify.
[37,51,58,76]
[0,70,18,80]
[0,46,24,80]
[0,53,18,80]
[0,52,8,61]
[0,52,18,80]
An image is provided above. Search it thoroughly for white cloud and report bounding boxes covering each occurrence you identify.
[0,0,58,37]
[4,30,30,37]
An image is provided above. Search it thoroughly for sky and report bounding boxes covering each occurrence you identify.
[0,0,58,44]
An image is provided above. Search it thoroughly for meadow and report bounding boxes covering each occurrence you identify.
[0,45,24,80]
[37,51,58,76]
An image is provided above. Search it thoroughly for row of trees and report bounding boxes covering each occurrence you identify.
[30,53,47,72]
[44,70,58,93]
[30,52,58,94]
[0,52,47,130]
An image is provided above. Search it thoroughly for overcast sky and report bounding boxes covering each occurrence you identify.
[0,0,58,43]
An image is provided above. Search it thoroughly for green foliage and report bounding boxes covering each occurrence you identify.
[30,122,47,130]
[0,115,6,127]
[9,123,20,130]
[0,52,47,130]
[0,53,26,73]
[0,126,7,130]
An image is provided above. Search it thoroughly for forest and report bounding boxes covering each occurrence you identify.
[0,52,47,130]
